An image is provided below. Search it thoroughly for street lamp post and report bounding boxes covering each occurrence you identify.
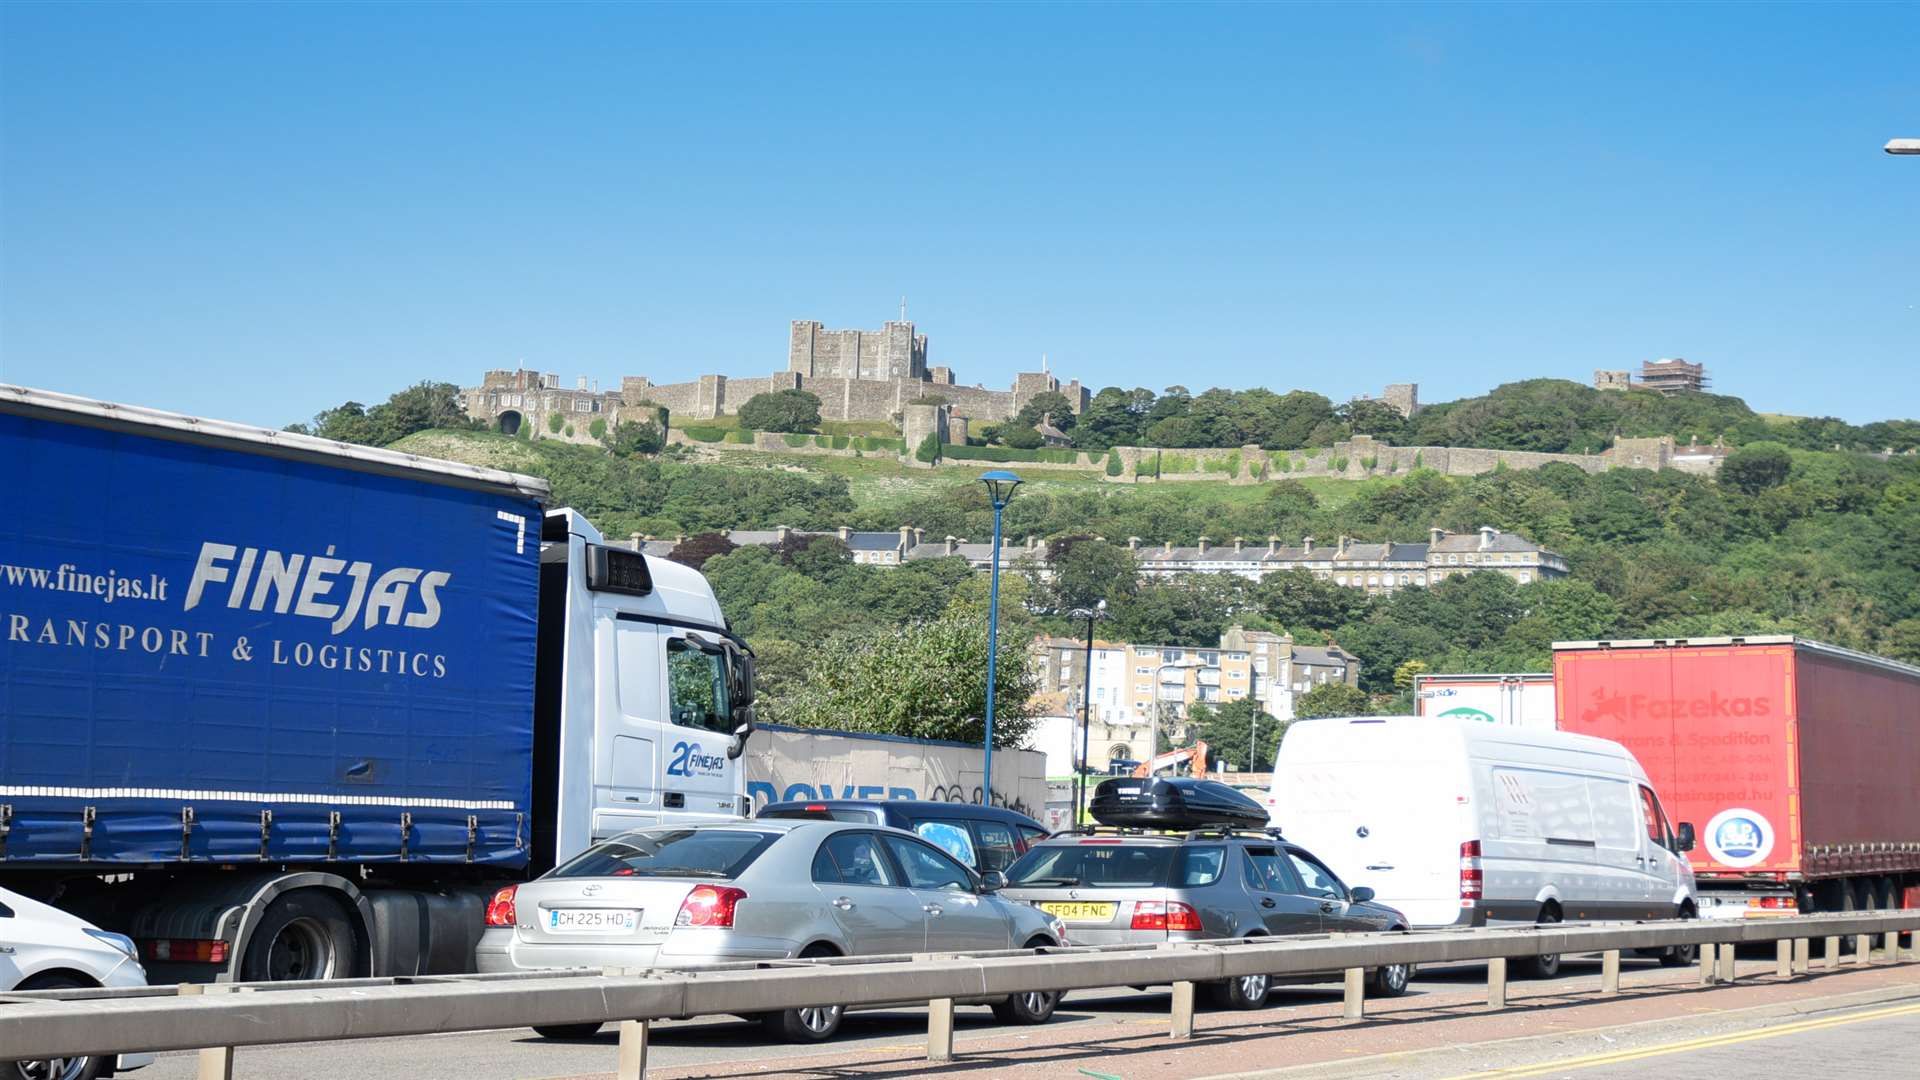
[1068,600,1107,824]
[978,470,1022,806]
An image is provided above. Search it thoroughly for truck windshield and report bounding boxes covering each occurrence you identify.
[1008,843,1182,888]
[550,828,779,879]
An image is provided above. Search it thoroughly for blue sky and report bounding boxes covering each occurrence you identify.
[2,2,1915,427]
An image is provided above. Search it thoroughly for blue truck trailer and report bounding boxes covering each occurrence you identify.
[1,385,755,983]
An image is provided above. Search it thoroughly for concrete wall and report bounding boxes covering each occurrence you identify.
[1108,435,1683,482]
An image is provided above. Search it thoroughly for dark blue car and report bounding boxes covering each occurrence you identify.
[756,799,1049,875]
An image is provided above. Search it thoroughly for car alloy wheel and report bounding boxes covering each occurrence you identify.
[798,1005,842,1036]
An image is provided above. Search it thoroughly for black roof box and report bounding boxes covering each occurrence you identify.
[1089,777,1270,831]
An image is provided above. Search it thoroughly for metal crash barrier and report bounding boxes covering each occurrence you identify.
[3,912,1917,1079]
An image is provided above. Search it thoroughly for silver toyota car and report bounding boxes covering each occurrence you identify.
[476,819,1067,1042]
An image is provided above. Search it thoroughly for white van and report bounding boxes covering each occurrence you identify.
[1268,716,1698,976]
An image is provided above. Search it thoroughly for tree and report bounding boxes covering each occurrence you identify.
[1393,659,1429,690]
[605,418,665,456]
[738,389,823,433]
[1001,424,1045,450]
[667,531,738,571]
[1294,682,1371,720]
[1185,700,1283,772]
[1017,390,1076,433]
[772,613,1039,748]
[1031,536,1139,614]
[1335,398,1408,443]
[1720,442,1794,495]
[915,433,940,463]
[293,381,477,446]
[1253,570,1370,632]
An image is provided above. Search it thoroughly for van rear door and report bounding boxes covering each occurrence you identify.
[1273,725,1468,928]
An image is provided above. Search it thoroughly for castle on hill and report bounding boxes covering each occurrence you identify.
[461,317,1088,445]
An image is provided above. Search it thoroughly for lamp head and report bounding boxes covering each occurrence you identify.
[980,469,1023,508]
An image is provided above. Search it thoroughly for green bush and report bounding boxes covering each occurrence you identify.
[1272,452,1292,473]
[724,430,754,444]
[682,426,727,443]
[830,435,850,450]
[1413,450,1424,469]
[564,425,575,438]
[915,433,941,463]
[1361,455,1378,472]
[783,434,811,448]
[939,443,1083,465]
[814,435,832,448]
[1329,456,1349,472]
[546,412,565,434]
[856,436,905,453]
[589,418,607,441]
[1105,452,1124,477]
[1160,453,1196,475]
[1250,458,1267,480]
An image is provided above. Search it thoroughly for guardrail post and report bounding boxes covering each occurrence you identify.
[1343,967,1365,1019]
[1776,940,1792,979]
[1793,938,1811,975]
[1882,931,1899,963]
[1824,936,1841,969]
[615,1020,650,1080]
[927,997,956,1062]
[1486,956,1507,1008]
[1601,949,1620,994]
[1699,943,1718,984]
[1853,934,1871,966]
[1902,930,1919,963]
[179,983,241,1080]
[1170,981,1196,1039]
[1716,940,1737,983]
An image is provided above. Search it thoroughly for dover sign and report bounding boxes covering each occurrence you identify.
[745,724,1047,820]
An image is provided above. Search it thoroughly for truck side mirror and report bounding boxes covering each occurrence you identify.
[1676,822,1695,852]
[726,705,755,760]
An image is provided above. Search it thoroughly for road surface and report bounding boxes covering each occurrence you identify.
[134,951,1920,1079]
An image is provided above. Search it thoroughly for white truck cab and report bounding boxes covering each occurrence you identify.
[540,509,754,867]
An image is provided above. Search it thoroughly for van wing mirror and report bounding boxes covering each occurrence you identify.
[1675,822,1696,852]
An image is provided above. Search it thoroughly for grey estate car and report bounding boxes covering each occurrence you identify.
[1000,828,1414,1008]
[476,820,1067,1042]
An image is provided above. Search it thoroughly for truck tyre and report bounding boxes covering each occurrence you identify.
[1518,906,1562,979]
[240,890,364,982]
[531,1024,604,1040]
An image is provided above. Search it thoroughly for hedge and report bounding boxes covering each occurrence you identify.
[1105,452,1124,477]
[938,443,1082,465]
[1159,453,1196,475]
[782,434,811,448]
[681,426,728,443]
[724,430,753,444]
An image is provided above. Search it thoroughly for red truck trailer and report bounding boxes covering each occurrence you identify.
[1554,637,1920,919]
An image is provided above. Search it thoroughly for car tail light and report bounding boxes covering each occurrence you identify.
[676,885,747,928]
[1459,840,1483,902]
[484,885,518,927]
[144,938,229,964]
[1130,900,1200,931]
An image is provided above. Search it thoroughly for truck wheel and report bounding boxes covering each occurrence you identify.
[241,890,364,982]
[1518,906,1562,979]
[5,974,105,1080]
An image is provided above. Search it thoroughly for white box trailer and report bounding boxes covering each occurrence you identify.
[1414,673,1555,729]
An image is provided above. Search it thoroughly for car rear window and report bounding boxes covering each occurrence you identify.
[550,829,781,879]
[1008,843,1185,887]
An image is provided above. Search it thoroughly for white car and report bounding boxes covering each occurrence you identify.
[2,887,154,1080]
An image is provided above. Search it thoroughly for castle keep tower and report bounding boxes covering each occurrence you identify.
[788,320,928,381]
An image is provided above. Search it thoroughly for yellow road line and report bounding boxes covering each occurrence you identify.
[1439,1001,1920,1079]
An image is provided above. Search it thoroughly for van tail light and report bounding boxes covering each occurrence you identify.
[676,885,747,928]
[1459,840,1483,902]
[1130,900,1201,931]
[484,885,518,927]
